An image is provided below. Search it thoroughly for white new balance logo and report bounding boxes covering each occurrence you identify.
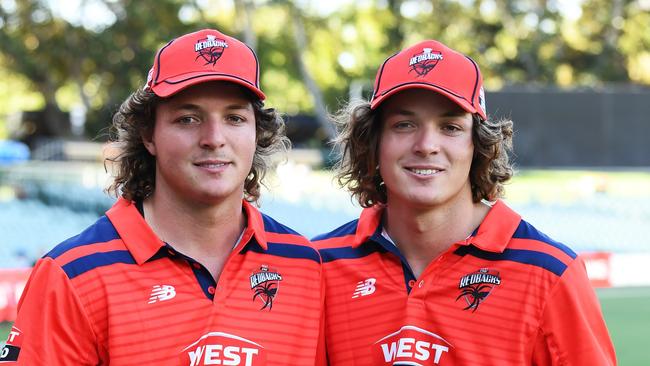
[352,278,376,298]
[148,285,176,303]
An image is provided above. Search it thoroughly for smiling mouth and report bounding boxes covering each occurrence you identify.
[195,162,229,168]
[407,168,441,176]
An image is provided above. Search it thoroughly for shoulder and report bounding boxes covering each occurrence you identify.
[311,218,360,249]
[43,215,131,280]
[511,219,578,261]
[506,218,578,278]
[45,215,120,260]
[257,211,322,263]
[458,214,579,279]
[310,218,387,264]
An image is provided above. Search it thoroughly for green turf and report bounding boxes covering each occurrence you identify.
[597,287,650,365]
[2,287,649,363]
[0,321,10,345]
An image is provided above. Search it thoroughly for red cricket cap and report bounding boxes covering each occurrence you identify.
[145,29,265,100]
[370,40,487,120]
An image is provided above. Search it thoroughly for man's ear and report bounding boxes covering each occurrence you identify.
[142,131,156,156]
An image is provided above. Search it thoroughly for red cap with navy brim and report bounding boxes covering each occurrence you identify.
[145,29,265,100]
[370,40,487,120]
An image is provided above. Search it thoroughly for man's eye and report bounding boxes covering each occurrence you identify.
[442,124,461,133]
[228,115,246,124]
[177,116,198,124]
[393,121,414,129]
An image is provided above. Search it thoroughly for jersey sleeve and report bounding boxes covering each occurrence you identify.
[532,257,616,365]
[0,258,100,365]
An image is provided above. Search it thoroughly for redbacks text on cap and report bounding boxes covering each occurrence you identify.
[370,40,487,120]
[145,29,265,100]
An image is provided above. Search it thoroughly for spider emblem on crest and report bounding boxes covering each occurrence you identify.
[194,35,228,66]
[456,268,501,312]
[408,48,443,77]
[250,265,282,311]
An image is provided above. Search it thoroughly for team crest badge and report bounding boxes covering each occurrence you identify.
[409,48,443,77]
[456,268,501,312]
[194,34,229,66]
[250,265,282,310]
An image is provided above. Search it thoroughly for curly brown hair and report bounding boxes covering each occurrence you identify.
[105,85,289,203]
[333,100,514,208]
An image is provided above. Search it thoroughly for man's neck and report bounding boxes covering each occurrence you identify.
[142,190,247,280]
[384,196,490,279]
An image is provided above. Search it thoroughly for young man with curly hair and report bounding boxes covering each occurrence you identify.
[314,40,615,365]
[2,29,324,365]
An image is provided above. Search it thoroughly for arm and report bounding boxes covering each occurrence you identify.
[0,258,100,365]
[532,257,616,365]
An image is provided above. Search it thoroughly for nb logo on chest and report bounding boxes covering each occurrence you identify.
[148,284,176,304]
[352,278,377,298]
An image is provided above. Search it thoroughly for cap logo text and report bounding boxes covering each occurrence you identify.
[409,48,443,77]
[195,35,228,66]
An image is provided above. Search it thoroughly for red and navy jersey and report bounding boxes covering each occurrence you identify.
[1,198,325,365]
[313,200,615,365]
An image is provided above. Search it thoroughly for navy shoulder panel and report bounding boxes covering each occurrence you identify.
[244,241,320,263]
[454,245,569,277]
[45,215,120,259]
[320,241,386,263]
[61,250,136,280]
[513,220,577,259]
[311,219,359,242]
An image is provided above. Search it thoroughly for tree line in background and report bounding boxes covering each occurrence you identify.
[1,0,649,146]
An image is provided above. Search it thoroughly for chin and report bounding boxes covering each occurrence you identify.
[180,186,236,203]
[393,193,442,208]
[410,198,446,208]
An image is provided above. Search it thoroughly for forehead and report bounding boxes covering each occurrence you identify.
[380,88,469,117]
[161,81,255,107]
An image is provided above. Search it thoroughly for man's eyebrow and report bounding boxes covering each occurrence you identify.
[440,109,470,117]
[384,108,416,116]
[383,108,469,117]
[173,103,201,111]
[170,102,253,111]
[225,104,253,111]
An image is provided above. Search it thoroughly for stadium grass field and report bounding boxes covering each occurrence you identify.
[596,286,650,365]
[1,286,649,364]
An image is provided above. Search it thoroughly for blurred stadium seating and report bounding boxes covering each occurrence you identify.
[0,198,100,267]
[510,197,650,253]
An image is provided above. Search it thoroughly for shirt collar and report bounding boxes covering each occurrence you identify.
[352,204,384,248]
[106,198,268,265]
[106,198,164,265]
[465,199,521,253]
[240,199,268,250]
[350,199,521,253]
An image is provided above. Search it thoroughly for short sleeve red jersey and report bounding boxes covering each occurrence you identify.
[2,198,325,366]
[313,200,615,365]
